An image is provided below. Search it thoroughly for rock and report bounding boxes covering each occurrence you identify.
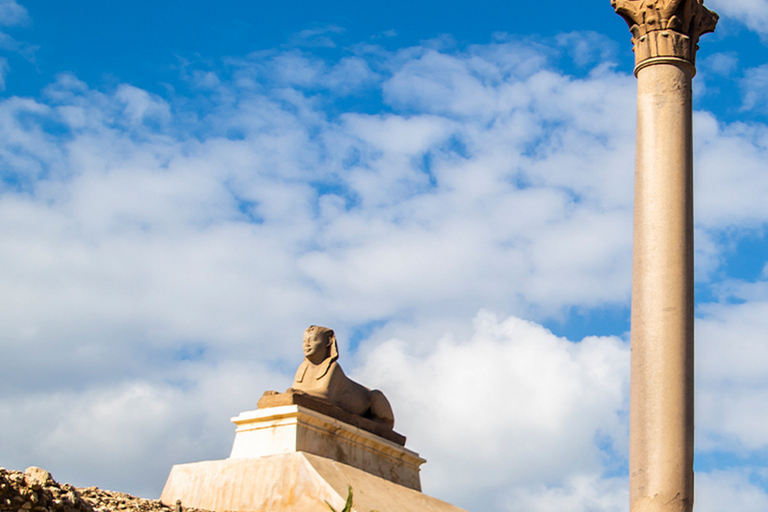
[0,466,212,512]
[25,467,54,489]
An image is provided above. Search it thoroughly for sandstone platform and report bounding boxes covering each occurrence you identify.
[161,452,465,512]
[160,404,466,511]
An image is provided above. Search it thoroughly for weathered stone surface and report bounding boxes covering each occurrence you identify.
[161,452,466,512]
[230,405,423,490]
[612,0,718,71]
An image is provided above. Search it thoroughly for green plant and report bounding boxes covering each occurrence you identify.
[325,486,380,512]
[325,486,354,512]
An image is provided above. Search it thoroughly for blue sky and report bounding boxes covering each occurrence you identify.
[1,1,768,511]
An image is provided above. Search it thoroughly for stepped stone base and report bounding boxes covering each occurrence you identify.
[160,452,466,512]
[161,405,465,512]
[229,405,423,490]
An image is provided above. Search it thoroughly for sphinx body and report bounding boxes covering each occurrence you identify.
[289,325,395,429]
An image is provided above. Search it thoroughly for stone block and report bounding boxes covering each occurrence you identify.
[229,405,424,490]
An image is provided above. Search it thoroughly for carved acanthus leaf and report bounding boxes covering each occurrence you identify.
[612,0,717,38]
[611,0,718,67]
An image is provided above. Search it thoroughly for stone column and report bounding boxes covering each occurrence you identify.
[610,2,717,512]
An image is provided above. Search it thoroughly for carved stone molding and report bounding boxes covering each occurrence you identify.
[611,0,718,73]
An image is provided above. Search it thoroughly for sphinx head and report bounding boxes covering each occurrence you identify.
[303,325,339,365]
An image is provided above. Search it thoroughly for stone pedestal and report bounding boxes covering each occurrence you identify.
[161,452,465,512]
[229,405,424,491]
[160,404,464,512]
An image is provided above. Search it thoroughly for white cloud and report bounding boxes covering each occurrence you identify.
[0,0,26,27]
[227,48,377,95]
[696,470,768,512]
[740,64,768,116]
[288,25,344,48]
[697,284,768,452]
[113,85,171,126]
[708,0,768,37]
[500,474,627,512]
[191,70,222,90]
[701,52,739,77]
[352,311,629,510]
[0,360,289,497]
[695,112,768,229]
[0,0,34,69]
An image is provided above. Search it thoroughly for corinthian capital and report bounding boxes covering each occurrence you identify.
[611,0,718,72]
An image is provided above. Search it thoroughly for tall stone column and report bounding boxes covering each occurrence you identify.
[610,2,717,511]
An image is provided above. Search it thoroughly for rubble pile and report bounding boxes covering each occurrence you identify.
[0,467,209,512]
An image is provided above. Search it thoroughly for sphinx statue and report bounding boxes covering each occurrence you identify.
[287,325,395,429]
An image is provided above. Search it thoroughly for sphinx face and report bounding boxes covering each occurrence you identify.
[303,330,328,364]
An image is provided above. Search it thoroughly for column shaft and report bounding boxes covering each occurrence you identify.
[630,62,695,512]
